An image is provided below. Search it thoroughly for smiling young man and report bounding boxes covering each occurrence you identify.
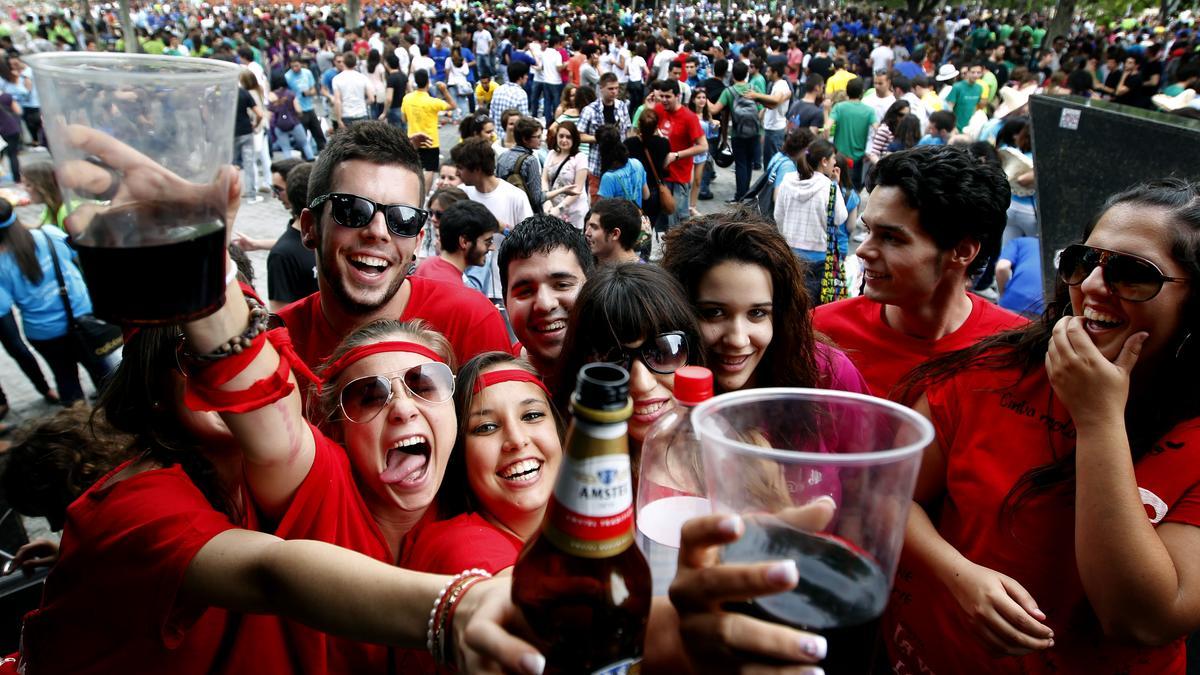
[277,121,511,371]
[413,199,498,286]
[498,214,595,384]
[813,145,1026,398]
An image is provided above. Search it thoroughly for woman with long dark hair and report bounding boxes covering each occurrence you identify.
[772,138,847,303]
[0,201,109,404]
[661,208,867,395]
[886,178,1200,674]
[541,121,588,228]
[596,124,649,208]
[865,99,910,165]
[623,107,669,223]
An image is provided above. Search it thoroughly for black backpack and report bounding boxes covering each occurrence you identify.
[731,92,762,139]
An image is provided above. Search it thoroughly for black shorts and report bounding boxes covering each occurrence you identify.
[419,147,441,172]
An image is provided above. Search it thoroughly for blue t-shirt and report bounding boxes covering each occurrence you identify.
[998,237,1045,317]
[917,134,945,146]
[285,67,317,112]
[430,47,451,81]
[0,227,93,340]
[598,159,646,207]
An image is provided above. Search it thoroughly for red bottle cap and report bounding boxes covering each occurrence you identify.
[674,366,714,406]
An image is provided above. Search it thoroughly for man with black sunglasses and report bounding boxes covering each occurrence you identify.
[276,121,511,374]
[813,145,1026,399]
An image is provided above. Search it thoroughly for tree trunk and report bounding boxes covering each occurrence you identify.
[1160,0,1178,21]
[1047,0,1075,47]
[118,0,137,53]
[346,0,362,31]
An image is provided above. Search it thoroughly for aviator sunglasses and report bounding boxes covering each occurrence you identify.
[1058,244,1188,303]
[337,363,456,424]
[594,331,690,375]
[310,193,429,238]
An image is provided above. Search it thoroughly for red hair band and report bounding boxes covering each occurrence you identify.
[320,341,445,392]
[472,368,551,399]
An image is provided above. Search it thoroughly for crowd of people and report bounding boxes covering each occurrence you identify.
[0,0,1197,673]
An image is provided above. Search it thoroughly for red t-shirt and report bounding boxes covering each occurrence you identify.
[275,276,512,372]
[653,103,703,184]
[885,363,1200,674]
[812,294,1026,399]
[402,512,524,575]
[411,256,465,286]
[270,426,399,674]
[19,463,295,674]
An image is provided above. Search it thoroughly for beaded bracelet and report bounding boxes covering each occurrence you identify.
[427,568,492,664]
[439,574,491,667]
[185,294,270,362]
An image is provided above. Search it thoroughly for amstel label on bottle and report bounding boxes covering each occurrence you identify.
[592,657,642,675]
[543,453,636,559]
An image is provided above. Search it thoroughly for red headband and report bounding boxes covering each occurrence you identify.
[472,369,551,398]
[321,341,445,391]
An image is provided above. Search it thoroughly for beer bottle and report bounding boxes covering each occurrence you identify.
[512,363,652,674]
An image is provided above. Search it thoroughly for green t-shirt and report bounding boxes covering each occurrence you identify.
[142,38,165,55]
[1031,28,1047,49]
[718,82,751,110]
[830,100,875,160]
[946,80,982,131]
[749,74,767,95]
[998,24,1014,42]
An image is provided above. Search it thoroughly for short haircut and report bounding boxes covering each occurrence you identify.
[450,137,496,176]
[343,52,357,69]
[429,186,468,210]
[891,74,911,93]
[846,77,864,99]
[414,68,430,88]
[285,163,313,218]
[768,61,787,78]
[713,58,728,77]
[514,115,542,146]
[385,52,399,69]
[586,198,640,251]
[869,145,1010,275]
[498,214,595,297]
[307,121,423,227]
[929,110,956,133]
[271,157,303,180]
[599,72,619,86]
[507,60,530,81]
[652,78,680,96]
[731,60,749,81]
[439,200,499,253]
[804,73,824,92]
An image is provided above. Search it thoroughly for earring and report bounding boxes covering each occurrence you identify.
[302,235,315,248]
[1177,333,1193,361]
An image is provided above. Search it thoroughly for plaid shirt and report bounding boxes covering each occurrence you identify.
[489,82,529,130]
[578,99,631,176]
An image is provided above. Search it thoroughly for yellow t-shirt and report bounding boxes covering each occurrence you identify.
[922,90,944,112]
[475,81,498,106]
[826,69,857,96]
[401,90,453,148]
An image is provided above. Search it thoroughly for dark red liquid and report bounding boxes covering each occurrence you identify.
[73,202,227,325]
[722,520,890,674]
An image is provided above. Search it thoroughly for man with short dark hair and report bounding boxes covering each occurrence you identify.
[945,62,984,131]
[285,57,326,152]
[918,110,957,146]
[653,79,706,228]
[584,198,642,266]
[489,61,530,130]
[578,73,631,200]
[278,121,510,371]
[708,61,755,201]
[498,215,594,380]
[813,145,1025,397]
[786,74,825,135]
[827,77,875,190]
[413,200,498,286]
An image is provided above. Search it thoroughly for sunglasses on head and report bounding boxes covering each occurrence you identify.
[310,192,428,238]
[337,363,455,424]
[594,331,689,375]
[1058,244,1188,303]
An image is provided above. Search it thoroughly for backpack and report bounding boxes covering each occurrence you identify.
[505,153,539,212]
[272,93,299,131]
[731,91,761,139]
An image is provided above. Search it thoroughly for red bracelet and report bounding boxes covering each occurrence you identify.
[184,344,295,413]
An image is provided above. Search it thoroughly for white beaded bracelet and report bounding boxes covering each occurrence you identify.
[427,568,492,658]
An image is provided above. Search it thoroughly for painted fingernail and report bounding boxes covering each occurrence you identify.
[802,667,826,675]
[800,635,827,660]
[766,559,799,586]
[519,652,546,675]
[717,514,743,537]
[813,495,837,510]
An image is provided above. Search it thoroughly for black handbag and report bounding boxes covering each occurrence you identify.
[41,229,123,360]
[713,111,734,168]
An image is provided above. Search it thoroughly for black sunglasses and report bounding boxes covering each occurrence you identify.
[310,192,428,238]
[595,332,689,375]
[1058,244,1188,302]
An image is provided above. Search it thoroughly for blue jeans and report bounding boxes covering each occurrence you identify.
[386,107,406,132]
[273,125,314,160]
[541,83,563,125]
[233,133,257,195]
[530,80,544,118]
[731,135,759,201]
[699,157,716,195]
[668,181,691,229]
[762,128,786,168]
